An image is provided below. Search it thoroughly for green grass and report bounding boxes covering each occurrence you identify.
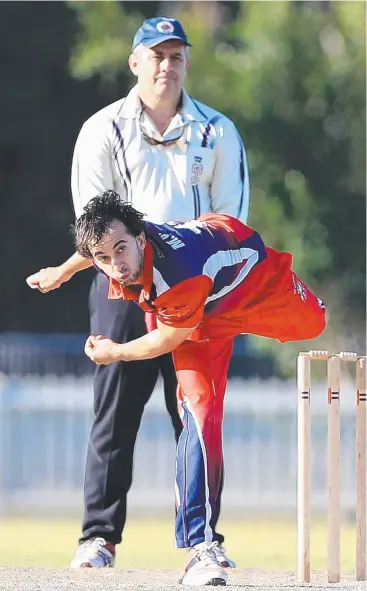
[0,517,357,573]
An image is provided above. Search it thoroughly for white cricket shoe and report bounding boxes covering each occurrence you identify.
[180,541,228,586]
[212,545,236,568]
[70,537,116,568]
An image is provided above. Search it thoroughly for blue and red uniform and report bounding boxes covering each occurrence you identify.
[108,214,326,548]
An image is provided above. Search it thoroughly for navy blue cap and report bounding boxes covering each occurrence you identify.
[131,17,191,51]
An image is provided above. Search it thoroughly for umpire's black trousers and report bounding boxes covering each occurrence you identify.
[81,272,224,545]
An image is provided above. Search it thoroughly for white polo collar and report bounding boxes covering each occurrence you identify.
[119,85,208,123]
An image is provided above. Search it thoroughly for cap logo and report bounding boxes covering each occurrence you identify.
[156,20,175,34]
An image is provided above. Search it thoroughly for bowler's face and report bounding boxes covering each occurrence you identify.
[90,221,145,286]
[129,40,188,99]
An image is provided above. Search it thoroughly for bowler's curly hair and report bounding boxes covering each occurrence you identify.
[72,190,146,258]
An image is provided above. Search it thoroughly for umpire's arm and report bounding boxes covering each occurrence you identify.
[210,118,250,224]
[71,119,114,219]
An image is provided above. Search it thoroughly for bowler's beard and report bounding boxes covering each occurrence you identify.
[124,250,143,286]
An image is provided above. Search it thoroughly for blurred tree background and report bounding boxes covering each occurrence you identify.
[1,1,365,376]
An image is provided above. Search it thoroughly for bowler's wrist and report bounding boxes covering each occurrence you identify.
[58,264,75,283]
[115,344,128,362]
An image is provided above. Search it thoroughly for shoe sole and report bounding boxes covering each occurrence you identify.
[70,562,114,568]
[205,578,227,586]
[181,575,227,586]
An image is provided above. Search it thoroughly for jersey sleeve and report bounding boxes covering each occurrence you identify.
[71,119,114,219]
[210,117,250,224]
[154,276,213,328]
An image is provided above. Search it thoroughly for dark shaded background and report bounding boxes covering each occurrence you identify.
[1,2,104,332]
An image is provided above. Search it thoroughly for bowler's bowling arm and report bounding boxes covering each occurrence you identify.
[115,319,195,361]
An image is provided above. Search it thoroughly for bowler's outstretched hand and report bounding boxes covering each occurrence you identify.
[26,266,71,293]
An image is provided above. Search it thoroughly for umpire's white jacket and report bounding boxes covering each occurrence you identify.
[71,85,250,223]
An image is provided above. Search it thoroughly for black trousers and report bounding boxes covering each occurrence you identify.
[81,272,224,545]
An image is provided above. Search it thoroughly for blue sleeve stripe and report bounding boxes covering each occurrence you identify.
[236,130,250,220]
[112,147,128,196]
[112,121,131,200]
